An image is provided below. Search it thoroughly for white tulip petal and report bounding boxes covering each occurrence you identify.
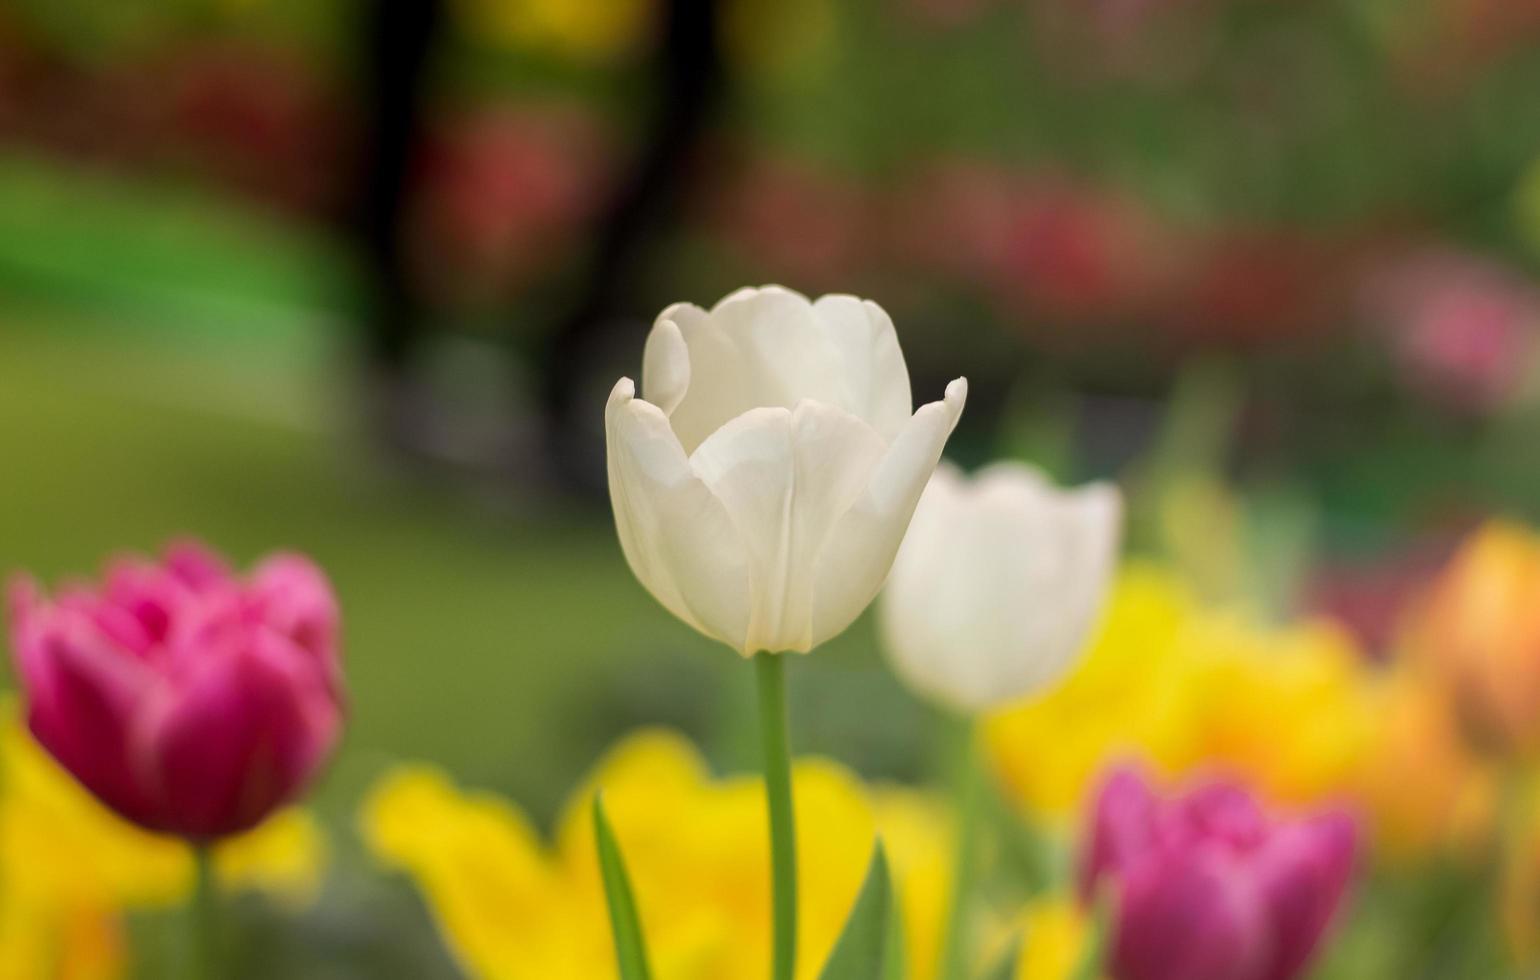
[879,458,1122,712]
[709,285,764,311]
[810,378,968,648]
[811,294,913,441]
[651,301,714,374]
[663,287,851,453]
[712,285,849,407]
[689,400,888,654]
[608,287,967,658]
[657,300,711,333]
[886,463,967,595]
[656,302,744,453]
[605,379,753,647]
[641,317,690,416]
[1032,480,1121,677]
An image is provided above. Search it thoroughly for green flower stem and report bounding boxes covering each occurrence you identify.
[756,652,798,980]
[937,714,983,980]
[191,846,220,980]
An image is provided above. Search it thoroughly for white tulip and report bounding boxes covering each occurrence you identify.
[879,461,1121,713]
[606,285,967,657]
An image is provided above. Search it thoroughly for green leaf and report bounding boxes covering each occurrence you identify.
[593,794,654,980]
[1070,894,1112,980]
[883,886,908,980]
[980,933,1022,980]
[819,842,894,980]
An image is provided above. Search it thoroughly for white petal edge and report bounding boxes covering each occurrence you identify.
[658,286,914,452]
[641,317,690,416]
[811,294,914,442]
[809,378,968,649]
[979,477,1122,709]
[605,378,754,649]
[710,283,811,314]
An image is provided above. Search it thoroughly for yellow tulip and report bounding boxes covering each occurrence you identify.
[215,809,330,908]
[985,564,1376,821]
[0,706,329,978]
[0,899,125,980]
[1014,896,1100,980]
[362,728,955,980]
[1168,610,1375,808]
[868,788,952,978]
[984,565,1202,819]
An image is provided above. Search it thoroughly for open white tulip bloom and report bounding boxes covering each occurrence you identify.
[879,461,1121,713]
[606,285,967,657]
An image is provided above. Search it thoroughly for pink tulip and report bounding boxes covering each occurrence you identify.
[5,540,343,841]
[1083,765,1357,980]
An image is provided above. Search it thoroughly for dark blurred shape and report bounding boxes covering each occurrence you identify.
[357,0,445,380]
[537,0,724,490]
[352,0,722,490]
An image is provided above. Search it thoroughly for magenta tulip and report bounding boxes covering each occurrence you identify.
[5,540,343,840]
[1082,765,1357,980]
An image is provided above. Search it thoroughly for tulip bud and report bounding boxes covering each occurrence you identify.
[878,462,1120,712]
[6,540,343,841]
[1083,765,1356,980]
[1408,522,1540,758]
[605,285,967,656]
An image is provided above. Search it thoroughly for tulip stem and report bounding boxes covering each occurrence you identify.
[190,846,220,980]
[756,652,798,980]
[938,715,983,980]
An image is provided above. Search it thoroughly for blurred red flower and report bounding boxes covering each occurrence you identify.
[705,153,872,293]
[408,106,609,306]
[1360,248,1540,413]
[168,41,346,214]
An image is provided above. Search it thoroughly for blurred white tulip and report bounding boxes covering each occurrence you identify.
[606,285,967,656]
[879,461,1121,712]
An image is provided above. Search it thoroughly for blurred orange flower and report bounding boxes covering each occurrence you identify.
[1408,521,1540,758]
[1356,664,1498,865]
